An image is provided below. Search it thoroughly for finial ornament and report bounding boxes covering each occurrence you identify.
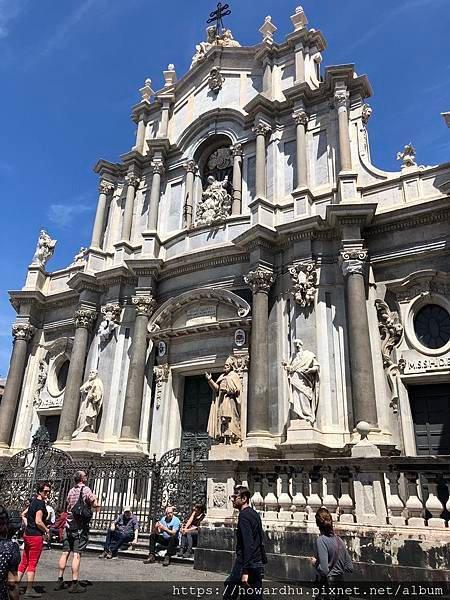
[244,268,275,294]
[163,65,177,87]
[397,143,416,168]
[259,15,277,42]
[291,6,308,31]
[140,78,154,102]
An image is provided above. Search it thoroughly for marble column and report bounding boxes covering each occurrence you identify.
[57,308,97,442]
[244,268,275,438]
[147,160,164,230]
[0,323,35,447]
[183,160,197,228]
[120,295,156,441]
[334,88,352,172]
[231,144,243,214]
[293,109,308,188]
[91,180,114,249]
[121,172,140,242]
[340,249,378,427]
[253,122,271,198]
[134,111,147,154]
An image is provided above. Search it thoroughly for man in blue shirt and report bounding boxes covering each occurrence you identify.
[143,506,181,566]
[99,506,139,559]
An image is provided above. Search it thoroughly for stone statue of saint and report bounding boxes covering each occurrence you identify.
[31,230,57,267]
[282,339,320,425]
[206,357,242,445]
[196,175,232,226]
[72,369,104,437]
[191,26,217,67]
[221,29,240,47]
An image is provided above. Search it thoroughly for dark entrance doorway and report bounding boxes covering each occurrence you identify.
[182,374,215,436]
[409,383,450,455]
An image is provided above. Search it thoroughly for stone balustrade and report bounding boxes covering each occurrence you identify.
[207,456,450,530]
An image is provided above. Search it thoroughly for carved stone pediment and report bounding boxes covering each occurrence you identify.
[148,288,251,338]
[388,270,450,303]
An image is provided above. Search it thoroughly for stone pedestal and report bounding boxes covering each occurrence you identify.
[141,231,161,258]
[351,422,387,526]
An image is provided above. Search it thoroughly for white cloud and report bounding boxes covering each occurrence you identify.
[48,202,94,228]
[0,0,28,39]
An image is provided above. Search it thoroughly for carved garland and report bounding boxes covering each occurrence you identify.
[289,262,318,308]
[153,364,170,409]
[375,299,404,413]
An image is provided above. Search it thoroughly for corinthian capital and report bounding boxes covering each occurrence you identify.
[252,122,272,137]
[244,268,275,294]
[292,109,308,126]
[184,160,198,174]
[334,88,349,109]
[151,160,165,175]
[231,143,243,157]
[132,294,156,317]
[74,308,97,330]
[339,248,368,277]
[125,172,140,188]
[12,322,35,341]
[98,180,115,195]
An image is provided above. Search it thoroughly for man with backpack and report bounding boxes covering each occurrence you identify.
[55,471,99,594]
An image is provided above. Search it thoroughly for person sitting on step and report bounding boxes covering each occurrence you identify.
[177,503,206,559]
[99,507,139,560]
[143,506,180,567]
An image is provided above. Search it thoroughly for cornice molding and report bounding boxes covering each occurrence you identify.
[366,207,450,237]
[159,252,249,281]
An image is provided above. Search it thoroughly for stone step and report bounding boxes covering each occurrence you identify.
[48,530,194,563]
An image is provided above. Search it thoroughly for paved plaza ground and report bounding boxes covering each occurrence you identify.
[35,548,225,583]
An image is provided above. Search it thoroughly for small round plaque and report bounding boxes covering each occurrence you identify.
[234,329,246,347]
[158,341,167,357]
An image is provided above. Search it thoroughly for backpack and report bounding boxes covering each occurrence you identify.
[71,486,92,526]
[7,509,22,537]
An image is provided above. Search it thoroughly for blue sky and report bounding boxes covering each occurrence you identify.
[0,0,449,376]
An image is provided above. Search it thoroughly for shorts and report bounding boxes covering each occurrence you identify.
[62,528,89,554]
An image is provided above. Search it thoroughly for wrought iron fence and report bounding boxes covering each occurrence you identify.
[0,429,210,533]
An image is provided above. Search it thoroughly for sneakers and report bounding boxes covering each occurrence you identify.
[162,555,170,567]
[107,555,118,560]
[23,591,42,599]
[53,581,66,591]
[68,583,86,594]
[142,553,156,564]
[98,551,108,559]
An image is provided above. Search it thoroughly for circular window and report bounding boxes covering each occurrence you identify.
[414,304,450,349]
[56,360,70,392]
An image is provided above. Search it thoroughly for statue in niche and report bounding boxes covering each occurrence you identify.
[196,176,232,226]
[31,230,57,268]
[72,369,104,437]
[282,339,320,425]
[206,356,242,445]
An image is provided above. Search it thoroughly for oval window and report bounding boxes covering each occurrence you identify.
[56,360,70,392]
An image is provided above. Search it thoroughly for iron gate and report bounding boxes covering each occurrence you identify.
[0,428,210,533]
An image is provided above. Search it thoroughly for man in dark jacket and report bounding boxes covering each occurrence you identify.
[224,486,266,599]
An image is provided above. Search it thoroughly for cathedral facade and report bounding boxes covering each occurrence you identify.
[0,5,449,576]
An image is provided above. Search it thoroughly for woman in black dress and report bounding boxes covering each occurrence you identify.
[0,505,20,600]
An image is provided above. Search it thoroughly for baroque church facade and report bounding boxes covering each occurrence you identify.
[1,5,449,461]
[1,9,450,568]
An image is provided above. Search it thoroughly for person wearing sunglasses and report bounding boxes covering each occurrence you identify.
[18,482,51,598]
